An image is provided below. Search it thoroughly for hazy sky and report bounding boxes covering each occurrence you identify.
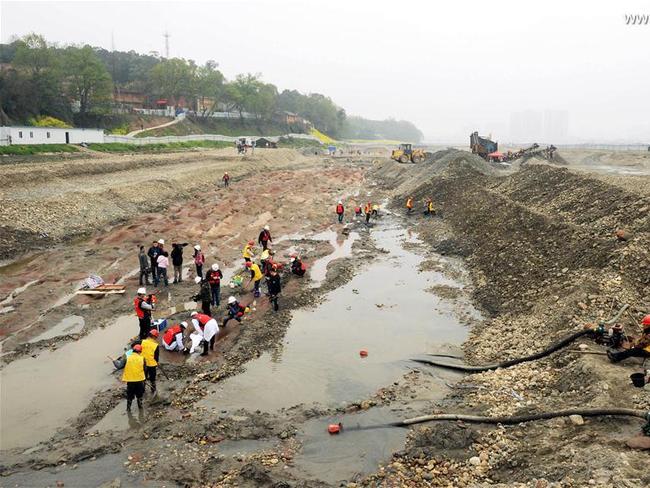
[1,0,649,142]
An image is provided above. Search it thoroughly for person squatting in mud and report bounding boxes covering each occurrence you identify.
[290,255,306,277]
[122,343,146,411]
[223,296,248,327]
[134,287,155,340]
[142,328,160,395]
[190,311,219,356]
[162,321,188,353]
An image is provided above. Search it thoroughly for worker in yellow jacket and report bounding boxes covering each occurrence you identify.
[122,344,146,411]
[242,240,255,263]
[245,261,264,297]
[141,329,160,395]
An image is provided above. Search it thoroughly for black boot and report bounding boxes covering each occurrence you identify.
[137,398,143,410]
[201,340,209,356]
[126,399,132,412]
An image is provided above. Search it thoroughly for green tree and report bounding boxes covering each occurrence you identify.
[64,45,113,117]
[224,73,277,119]
[195,60,225,117]
[10,33,70,121]
[148,58,197,104]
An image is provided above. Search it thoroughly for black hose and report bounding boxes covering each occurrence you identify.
[342,408,649,431]
[400,408,649,426]
[413,329,592,372]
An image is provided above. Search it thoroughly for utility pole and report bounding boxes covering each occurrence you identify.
[163,30,171,59]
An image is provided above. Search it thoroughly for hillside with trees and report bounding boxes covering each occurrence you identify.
[0,34,422,142]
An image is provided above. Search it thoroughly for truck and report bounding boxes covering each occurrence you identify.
[470,131,498,160]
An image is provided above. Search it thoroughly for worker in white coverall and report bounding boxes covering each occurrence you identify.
[190,311,219,356]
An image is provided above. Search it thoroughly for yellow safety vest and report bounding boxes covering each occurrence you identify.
[242,245,254,259]
[251,263,263,281]
[122,353,145,382]
[141,337,159,367]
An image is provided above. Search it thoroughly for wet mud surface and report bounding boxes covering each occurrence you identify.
[0,151,478,486]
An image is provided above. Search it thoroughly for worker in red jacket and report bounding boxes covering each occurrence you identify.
[336,200,345,223]
[162,322,187,352]
[134,287,155,340]
[258,225,272,250]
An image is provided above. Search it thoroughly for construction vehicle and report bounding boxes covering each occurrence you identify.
[470,131,498,160]
[391,143,426,163]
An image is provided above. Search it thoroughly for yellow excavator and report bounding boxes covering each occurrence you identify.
[391,143,426,163]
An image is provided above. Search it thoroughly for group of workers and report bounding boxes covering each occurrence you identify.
[139,240,206,287]
[125,223,312,409]
[406,196,435,216]
[334,200,380,224]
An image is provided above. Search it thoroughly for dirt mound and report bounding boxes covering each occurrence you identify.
[0,148,317,259]
[367,157,650,486]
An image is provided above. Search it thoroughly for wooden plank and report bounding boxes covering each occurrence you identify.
[75,289,126,295]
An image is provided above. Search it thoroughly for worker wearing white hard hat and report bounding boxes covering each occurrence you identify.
[134,287,154,340]
[192,274,211,315]
[223,296,246,327]
[258,225,272,250]
[206,263,223,307]
[193,244,205,279]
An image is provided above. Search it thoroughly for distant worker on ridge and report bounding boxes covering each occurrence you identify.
[336,200,345,224]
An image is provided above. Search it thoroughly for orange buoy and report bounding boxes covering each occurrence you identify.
[359,349,368,357]
[328,423,341,434]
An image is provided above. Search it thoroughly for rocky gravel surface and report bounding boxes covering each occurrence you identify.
[356,152,650,487]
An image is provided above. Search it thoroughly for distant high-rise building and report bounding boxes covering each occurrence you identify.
[543,110,569,143]
[510,110,543,143]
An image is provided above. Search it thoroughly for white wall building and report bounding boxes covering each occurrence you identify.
[0,126,105,146]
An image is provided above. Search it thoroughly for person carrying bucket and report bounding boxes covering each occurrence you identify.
[122,344,146,411]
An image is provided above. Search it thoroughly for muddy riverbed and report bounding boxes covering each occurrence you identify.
[0,165,477,486]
